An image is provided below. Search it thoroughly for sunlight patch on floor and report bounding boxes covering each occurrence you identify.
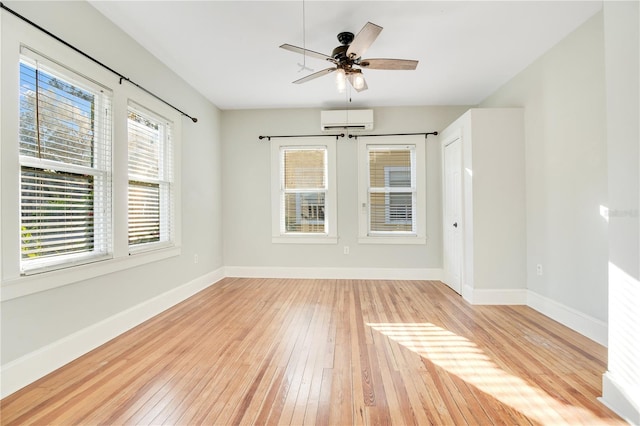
[367,322,618,424]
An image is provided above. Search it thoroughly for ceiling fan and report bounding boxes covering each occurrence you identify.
[280,22,419,93]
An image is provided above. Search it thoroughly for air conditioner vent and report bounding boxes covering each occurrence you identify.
[321,109,373,131]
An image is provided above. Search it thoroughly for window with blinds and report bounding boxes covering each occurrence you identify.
[18,53,112,272]
[280,147,327,234]
[127,104,173,249]
[367,145,417,234]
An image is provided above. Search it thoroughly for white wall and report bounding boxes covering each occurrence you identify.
[470,109,526,292]
[221,106,468,275]
[480,12,608,323]
[1,0,223,371]
[601,1,640,422]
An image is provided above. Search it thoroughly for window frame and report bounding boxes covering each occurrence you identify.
[357,136,426,244]
[270,138,337,244]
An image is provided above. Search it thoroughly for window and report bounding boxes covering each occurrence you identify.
[18,51,112,273]
[271,138,337,243]
[127,104,174,251]
[368,146,416,233]
[282,148,327,233]
[358,136,426,244]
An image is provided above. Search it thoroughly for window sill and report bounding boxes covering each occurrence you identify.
[1,246,181,301]
[129,241,176,256]
[358,236,426,245]
[272,236,338,244]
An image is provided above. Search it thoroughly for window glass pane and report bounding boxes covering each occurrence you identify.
[284,149,326,189]
[128,110,161,179]
[369,149,411,188]
[388,169,410,187]
[19,63,95,167]
[21,167,94,259]
[128,181,160,245]
[284,192,325,233]
[370,192,413,231]
[389,193,413,222]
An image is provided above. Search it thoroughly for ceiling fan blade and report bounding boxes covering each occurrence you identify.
[347,73,368,92]
[293,67,336,84]
[280,44,335,62]
[346,22,383,60]
[360,58,419,70]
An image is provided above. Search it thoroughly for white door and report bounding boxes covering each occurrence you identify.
[443,138,462,294]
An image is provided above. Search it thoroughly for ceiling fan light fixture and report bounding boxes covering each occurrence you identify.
[336,68,347,93]
[352,70,366,91]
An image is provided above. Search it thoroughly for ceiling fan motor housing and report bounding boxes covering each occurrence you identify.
[333,31,355,62]
[331,45,349,61]
[337,31,354,45]
[333,31,359,65]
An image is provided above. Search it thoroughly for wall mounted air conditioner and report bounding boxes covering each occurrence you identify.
[320,109,374,131]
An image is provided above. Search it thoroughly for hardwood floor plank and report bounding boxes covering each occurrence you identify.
[301,282,335,426]
[314,367,333,426]
[1,278,623,426]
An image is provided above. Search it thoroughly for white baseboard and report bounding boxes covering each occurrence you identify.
[461,287,607,346]
[224,266,444,281]
[462,285,528,305]
[0,268,225,399]
[600,372,640,425]
[527,290,608,346]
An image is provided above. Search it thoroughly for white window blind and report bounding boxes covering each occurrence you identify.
[127,104,173,249]
[367,145,417,234]
[18,52,112,273]
[280,147,327,234]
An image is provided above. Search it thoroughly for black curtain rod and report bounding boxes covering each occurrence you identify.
[258,131,438,142]
[0,1,198,123]
[348,132,438,139]
[258,133,345,141]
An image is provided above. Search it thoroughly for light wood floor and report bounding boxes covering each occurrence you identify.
[1,278,623,425]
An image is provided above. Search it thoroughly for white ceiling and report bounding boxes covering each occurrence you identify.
[89,1,602,110]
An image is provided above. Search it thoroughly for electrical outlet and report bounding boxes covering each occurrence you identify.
[194,254,199,264]
[343,246,350,255]
[536,264,543,276]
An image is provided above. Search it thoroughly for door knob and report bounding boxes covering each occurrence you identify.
[453,222,458,228]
